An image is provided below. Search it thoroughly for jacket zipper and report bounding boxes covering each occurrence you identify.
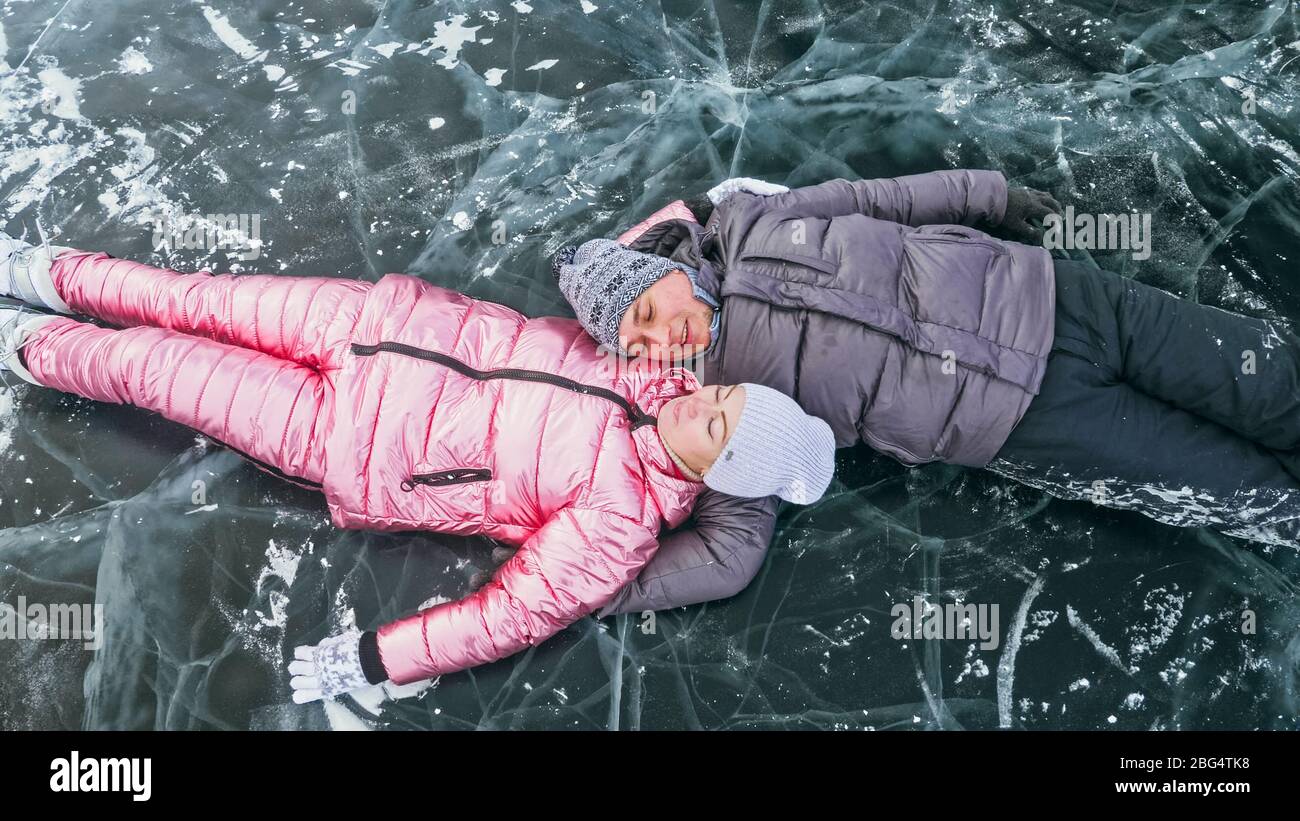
[352,341,660,493]
[351,341,657,429]
[689,223,716,264]
[400,468,493,493]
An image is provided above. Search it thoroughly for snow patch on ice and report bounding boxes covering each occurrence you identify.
[1066,605,1133,674]
[0,388,17,456]
[369,42,403,59]
[116,47,153,75]
[37,66,83,120]
[256,539,303,593]
[201,6,267,63]
[430,15,480,69]
[96,126,161,219]
[997,575,1045,728]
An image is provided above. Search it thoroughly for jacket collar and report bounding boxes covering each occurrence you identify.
[621,363,705,528]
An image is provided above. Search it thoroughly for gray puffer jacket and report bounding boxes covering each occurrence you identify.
[637,169,1055,465]
[601,169,1056,616]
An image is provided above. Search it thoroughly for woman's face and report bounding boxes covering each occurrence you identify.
[657,384,747,476]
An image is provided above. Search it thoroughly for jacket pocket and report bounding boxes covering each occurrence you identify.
[400,467,493,493]
[911,224,1009,256]
[740,251,840,277]
[900,228,1006,331]
[859,425,936,467]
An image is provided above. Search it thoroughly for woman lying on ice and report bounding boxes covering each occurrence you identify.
[551,170,1300,586]
[0,234,836,704]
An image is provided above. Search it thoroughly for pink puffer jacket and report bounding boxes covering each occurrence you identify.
[325,275,702,684]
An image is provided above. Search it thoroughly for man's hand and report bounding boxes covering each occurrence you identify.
[706,177,790,205]
[289,628,373,704]
[999,186,1062,243]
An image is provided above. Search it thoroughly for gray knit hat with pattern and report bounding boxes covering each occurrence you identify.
[705,383,837,505]
[553,238,698,351]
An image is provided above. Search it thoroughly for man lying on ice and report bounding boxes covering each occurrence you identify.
[555,169,1300,617]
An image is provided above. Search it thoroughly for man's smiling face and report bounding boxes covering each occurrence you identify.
[617,270,715,363]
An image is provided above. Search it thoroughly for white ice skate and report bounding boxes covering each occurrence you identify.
[0,299,63,386]
[0,229,74,313]
[0,302,32,374]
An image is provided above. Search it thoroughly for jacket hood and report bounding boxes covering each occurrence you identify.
[628,218,723,301]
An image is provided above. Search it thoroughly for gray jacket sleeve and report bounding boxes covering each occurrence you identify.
[758,169,1008,227]
[596,490,782,617]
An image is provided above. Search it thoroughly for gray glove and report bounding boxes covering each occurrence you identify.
[289,629,371,704]
[999,186,1062,243]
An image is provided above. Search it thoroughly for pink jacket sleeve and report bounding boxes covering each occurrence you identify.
[374,507,657,685]
[757,169,1008,228]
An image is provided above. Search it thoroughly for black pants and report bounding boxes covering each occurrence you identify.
[991,259,1300,548]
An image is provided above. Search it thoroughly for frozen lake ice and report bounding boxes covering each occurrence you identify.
[1,0,1299,730]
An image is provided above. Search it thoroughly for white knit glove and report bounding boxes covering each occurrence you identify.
[289,629,371,704]
[706,177,790,205]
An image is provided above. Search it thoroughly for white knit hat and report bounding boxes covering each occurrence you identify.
[704,383,837,504]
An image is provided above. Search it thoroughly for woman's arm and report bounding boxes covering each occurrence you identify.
[294,492,777,698]
[371,507,657,685]
[290,506,655,700]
